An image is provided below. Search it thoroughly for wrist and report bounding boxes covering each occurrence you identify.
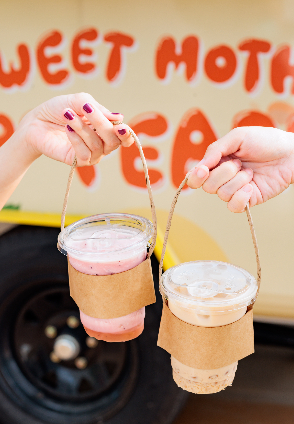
[14,110,42,163]
[11,124,41,165]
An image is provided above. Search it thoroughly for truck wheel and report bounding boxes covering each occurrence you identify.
[0,225,187,424]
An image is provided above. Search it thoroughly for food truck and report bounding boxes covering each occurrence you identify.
[1,0,294,422]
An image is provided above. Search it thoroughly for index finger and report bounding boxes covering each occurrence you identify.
[81,102,122,155]
[200,127,248,170]
[68,92,124,122]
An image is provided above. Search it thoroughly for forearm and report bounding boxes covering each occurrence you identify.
[0,128,40,210]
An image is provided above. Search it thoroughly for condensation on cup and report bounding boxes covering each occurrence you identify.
[58,213,153,342]
[160,260,258,394]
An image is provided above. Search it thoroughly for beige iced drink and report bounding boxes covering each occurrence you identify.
[161,260,258,394]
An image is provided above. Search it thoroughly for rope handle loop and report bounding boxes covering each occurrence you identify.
[159,171,261,303]
[61,121,157,259]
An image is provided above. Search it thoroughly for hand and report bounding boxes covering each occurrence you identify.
[187,126,294,212]
[19,92,134,166]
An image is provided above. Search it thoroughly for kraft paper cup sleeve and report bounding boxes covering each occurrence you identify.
[69,257,156,319]
[157,303,254,369]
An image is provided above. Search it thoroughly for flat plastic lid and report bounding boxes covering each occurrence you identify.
[162,260,258,309]
[57,213,153,258]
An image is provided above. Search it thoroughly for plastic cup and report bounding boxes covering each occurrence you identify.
[58,213,153,342]
[160,260,258,394]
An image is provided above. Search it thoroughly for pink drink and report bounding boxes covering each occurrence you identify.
[58,214,153,342]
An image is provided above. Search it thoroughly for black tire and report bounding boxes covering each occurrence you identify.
[0,225,188,424]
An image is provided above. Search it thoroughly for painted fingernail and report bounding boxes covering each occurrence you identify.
[111,112,121,115]
[64,111,74,120]
[83,103,93,113]
[66,125,75,132]
[118,128,127,135]
[196,168,207,178]
[242,184,252,193]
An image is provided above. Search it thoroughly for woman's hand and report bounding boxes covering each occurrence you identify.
[0,92,134,210]
[19,92,133,166]
[187,126,294,212]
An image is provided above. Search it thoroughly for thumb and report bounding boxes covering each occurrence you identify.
[200,127,247,169]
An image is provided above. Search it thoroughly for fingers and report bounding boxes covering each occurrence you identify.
[187,157,254,213]
[199,127,248,169]
[114,124,134,147]
[64,109,105,165]
[63,105,132,165]
[217,168,253,201]
[227,183,253,213]
[68,92,124,122]
[63,93,126,160]
[187,165,209,188]
[65,125,94,166]
[80,103,121,155]
[202,159,242,194]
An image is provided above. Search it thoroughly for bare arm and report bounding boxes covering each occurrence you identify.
[0,93,132,211]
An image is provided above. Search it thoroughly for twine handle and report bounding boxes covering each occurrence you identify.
[159,172,261,303]
[61,122,157,259]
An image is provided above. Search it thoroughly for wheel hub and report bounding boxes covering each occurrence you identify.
[13,287,129,402]
[53,334,80,360]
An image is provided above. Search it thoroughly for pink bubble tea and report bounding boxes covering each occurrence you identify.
[58,214,153,342]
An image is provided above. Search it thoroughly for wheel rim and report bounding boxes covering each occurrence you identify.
[0,280,139,422]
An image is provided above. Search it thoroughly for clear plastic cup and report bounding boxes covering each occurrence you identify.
[58,213,153,342]
[160,260,258,394]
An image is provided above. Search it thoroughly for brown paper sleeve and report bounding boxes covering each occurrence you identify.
[68,258,156,319]
[157,303,254,369]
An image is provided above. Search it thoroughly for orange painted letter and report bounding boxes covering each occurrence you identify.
[155,36,199,82]
[232,110,275,128]
[171,109,217,188]
[72,28,99,74]
[104,32,135,83]
[271,45,294,94]
[76,166,97,187]
[238,39,271,93]
[120,113,167,188]
[205,45,237,84]
[37,30,69,85]
[0,114,14,147]
[0,44,30,89]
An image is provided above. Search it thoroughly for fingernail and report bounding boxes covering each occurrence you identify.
[67,125,75,132]
[64,111,74,120]
[83,103,93,113]
[118,128,127,135]
[233,159,242,167]
[196,167,207,178]
[242,184,252,193]
[244,168,253,175]
[111,112,121,115]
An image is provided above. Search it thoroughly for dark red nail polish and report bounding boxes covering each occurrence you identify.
[64,111,74,120]
[118,128,126,135]
[111,112,121,115]
[83,103,93,113]
[67,125,75,132]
